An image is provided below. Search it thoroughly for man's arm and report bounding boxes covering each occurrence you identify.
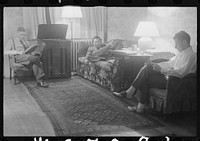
[90,43,112,57]
[86,47,94,58]
[167,54,196,77]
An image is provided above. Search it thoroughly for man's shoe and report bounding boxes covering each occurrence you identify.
[37,81,49,88]
[113,91,127,98]
[128,105,145,114]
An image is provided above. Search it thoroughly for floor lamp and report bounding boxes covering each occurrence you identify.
[62,6,82,75]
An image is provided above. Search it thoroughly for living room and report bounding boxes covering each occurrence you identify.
[3,7,197,136]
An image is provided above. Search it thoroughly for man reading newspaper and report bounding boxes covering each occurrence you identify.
[5,27,48,88]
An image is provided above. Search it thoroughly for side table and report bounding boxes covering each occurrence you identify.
[110,50,152,91]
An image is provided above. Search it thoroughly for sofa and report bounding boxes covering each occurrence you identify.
[77,39,137,92]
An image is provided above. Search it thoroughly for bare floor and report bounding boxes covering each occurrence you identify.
[3,78,196,136]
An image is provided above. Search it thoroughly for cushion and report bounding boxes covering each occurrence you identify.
[94,61,113,72]
[106,39,125,50]
[78,42,93,57]
[103,39,136,59]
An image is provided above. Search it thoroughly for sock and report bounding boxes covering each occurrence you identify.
[137,103,145,109]
[126,86,136,99]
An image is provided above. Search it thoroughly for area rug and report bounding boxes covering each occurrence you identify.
[24,76,163,136]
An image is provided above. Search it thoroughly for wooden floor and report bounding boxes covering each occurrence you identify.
[3,78,196,136]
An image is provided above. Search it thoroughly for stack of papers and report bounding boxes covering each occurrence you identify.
[114,50,137,55]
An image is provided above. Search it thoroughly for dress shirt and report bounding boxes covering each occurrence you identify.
[5,37,29,52]
[157,47,196,78]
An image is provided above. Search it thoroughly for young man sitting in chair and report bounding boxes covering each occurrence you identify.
[113,31,197,113]
[5,27,48,88]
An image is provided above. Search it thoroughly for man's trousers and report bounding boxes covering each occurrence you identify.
[14,42,45,83]
[131,64,167,104]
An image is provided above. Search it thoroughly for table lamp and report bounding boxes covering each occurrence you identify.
[134,21,159,52]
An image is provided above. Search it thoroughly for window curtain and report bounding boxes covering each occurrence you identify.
[49,7,81,39]
[80,7,107,42]
[22,7,47,39]
[48,7,108,42]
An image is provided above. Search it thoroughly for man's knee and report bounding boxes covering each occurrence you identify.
[141,64,153,72]
[41,42,46,47]
[28,55,40,63]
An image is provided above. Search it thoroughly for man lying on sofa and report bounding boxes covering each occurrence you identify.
[113,31,197,113]
[79,36,116,72]
[86,36,115,61]
[5,27,48,88]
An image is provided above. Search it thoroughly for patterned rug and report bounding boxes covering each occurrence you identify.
[24,76,163,136]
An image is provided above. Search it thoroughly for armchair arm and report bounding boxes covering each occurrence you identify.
[8,54,17,69]
[165,73,197,113]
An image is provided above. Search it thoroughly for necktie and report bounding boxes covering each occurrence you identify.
[20,40,28,50]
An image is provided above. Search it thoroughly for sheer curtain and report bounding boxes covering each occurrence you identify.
[49,6,108,42]
[80,7,107,42]
[22,7,47,39]
[49,7,81,39]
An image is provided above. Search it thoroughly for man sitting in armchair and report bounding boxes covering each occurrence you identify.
[5,27,48,88]
[113,31,197,113]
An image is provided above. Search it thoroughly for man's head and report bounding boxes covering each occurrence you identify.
[17,27,27,41]
[92,36,102,48]
[173,31,191,52]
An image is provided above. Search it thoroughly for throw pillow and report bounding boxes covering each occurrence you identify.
[78,42,93,57]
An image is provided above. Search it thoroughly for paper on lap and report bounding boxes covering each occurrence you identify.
[91,45,109,56]
[24,44,38,54]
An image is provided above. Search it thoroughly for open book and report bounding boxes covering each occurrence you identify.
[24,44,38,54]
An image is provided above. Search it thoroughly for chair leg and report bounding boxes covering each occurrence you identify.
[14,73,17,85]
[10,68,12,80]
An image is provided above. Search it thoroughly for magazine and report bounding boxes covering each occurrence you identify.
[24,44,38,54]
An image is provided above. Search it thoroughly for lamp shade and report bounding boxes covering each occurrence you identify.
[134,21,159,37]
[61,6,82,18]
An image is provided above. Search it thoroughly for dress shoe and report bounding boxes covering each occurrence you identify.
[113,91,127,98]
[37,81,49,88]
[128,105,145,114]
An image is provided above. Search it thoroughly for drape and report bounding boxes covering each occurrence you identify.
[80,7,107,42]
[49,7,81,39]
[22,7,47,39]
[49,7,107,42]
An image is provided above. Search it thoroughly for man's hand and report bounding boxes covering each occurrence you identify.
[106,41,114,49]
[152,64,161,72]
[31,52,41,57]
[145,59,156,66]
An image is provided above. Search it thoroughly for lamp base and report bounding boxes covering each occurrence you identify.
[138,37,153,52]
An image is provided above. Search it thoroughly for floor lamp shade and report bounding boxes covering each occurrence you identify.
[61,6,82,73]
[61,6,82,18]
[134,21,159,51]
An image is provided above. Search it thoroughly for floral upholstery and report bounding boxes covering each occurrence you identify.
[77,39,136,91]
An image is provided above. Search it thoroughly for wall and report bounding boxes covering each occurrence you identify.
[4,7,24,78]
[147,7,197,53]
[107,7,147,41]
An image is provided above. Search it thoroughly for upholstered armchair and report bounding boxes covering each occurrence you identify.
[8,54,33,85]
[149,73,197,115]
